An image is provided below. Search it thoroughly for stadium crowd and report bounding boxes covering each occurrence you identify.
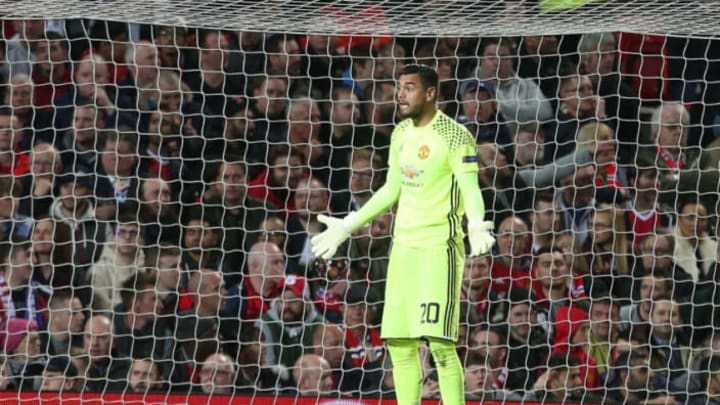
[0,16,719,403]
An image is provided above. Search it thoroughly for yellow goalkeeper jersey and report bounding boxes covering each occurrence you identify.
[389,110,479,249]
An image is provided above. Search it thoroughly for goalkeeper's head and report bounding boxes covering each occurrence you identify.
[397,63,439,121]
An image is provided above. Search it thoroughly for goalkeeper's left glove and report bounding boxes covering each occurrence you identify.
[311,213,358,259]
[468,217,495,256]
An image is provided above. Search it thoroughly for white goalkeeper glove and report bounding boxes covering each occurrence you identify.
[468,218,495,256]
[311,214,356,259]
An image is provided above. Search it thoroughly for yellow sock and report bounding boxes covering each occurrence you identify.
[428,338,465,405]
[386,339,422,405]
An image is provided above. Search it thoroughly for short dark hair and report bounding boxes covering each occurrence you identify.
[399,63,439,92]
[120,271,157,310]
[547,352,581,371]
[612,350,646,376]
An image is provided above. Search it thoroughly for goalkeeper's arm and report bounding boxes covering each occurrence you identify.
[311,164,401,259]
[455,170,495,256]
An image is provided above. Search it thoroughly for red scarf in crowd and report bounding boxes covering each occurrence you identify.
[345,327,385,367]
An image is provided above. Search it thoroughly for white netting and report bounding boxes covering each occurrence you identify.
[0,2,719,403]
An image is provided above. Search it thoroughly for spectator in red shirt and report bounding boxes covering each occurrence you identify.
[0,107,29,176]
[247,145,308,217]
[31,32,72,111]
[551,304,601,389]
[490,215,531,294]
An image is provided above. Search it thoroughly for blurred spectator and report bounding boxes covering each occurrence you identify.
[347,211,392,299]
[51,164,108,271]
[54,55,115,131]
[31,32,72,110]
[183,30,243,137]
[176,269,228,363]
[578,32,640,159]
[0,177,33,240]
[605,350,675,404]
[461,255,504,325]
[88,211,145,310]
[548,69,606,159]
[247,145,308,216]
[502,288,549,391]
[649,102,692,173]
[58,103,106,170]
[510,122,548,169]
[4,20,45,77]
[0,107,28,176]
[625,153,674,247]
[338,284,385,396]
[148,244,188,313]
[531,246,586,329]
[139,177,180,245]
[0,241,49,328]
[18,142,63,219]
[457,78,510,145]
[490,215,531,294]
[5,73,54,148]
[333,147,385,215]
[476,38,552,123]
[228,241,286,322]
[577,122,627,195]
[287,176,330,266]
[464,349,523,401]
[529,191,563,252]
[40,355,78,392]
[292,354,336,397]
[470,324,507,386]
[256,274,323,386]
[363,80,396,149]
[151,25,189,70]
[586,292,620,376]
[0,318,44,390]
[204,160,276,283]
[647,296,690,383]
[113,272,177,366]
[180,206,220,270]
[83,314,130,392]
[42,290,85,357]
[265,34,303,79]
[524,353,590,402]
[556,162,596,245]
[312,323,345,377]
[619,270,670,339]
[113,41,157,131]
[29,217,74,289]
[286,97,329,182]
[96,130,140,213]
[236,324,276,392]
[551,304,601,389]
[687,355,720,405]
[633,232,692,300]
[258,216,288,253]
[87,21,130,85]
[673,199,717,283]
[128,358,165,393]
[250,76,289,147]
[583,204,631,299]
[199,352,237,395]
[517,35,561,110]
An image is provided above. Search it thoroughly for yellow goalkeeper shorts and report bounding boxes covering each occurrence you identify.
[380,240,464,342]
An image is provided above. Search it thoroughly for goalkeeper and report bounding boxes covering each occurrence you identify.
[312,64,494,405]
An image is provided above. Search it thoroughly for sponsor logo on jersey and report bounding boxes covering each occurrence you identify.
[401,165,424,179]
[418,145,431,160]
[462,155,478,163]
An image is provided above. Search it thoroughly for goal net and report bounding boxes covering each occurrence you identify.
[0,0,719,403]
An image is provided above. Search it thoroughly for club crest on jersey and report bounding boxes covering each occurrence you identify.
[418,145,431,160]
[401,165,424,179]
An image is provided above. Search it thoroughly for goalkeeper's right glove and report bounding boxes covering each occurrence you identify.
[311,214,356,259]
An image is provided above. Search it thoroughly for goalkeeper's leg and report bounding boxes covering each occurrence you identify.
[386,338,422,405]
[428,337,465,405]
